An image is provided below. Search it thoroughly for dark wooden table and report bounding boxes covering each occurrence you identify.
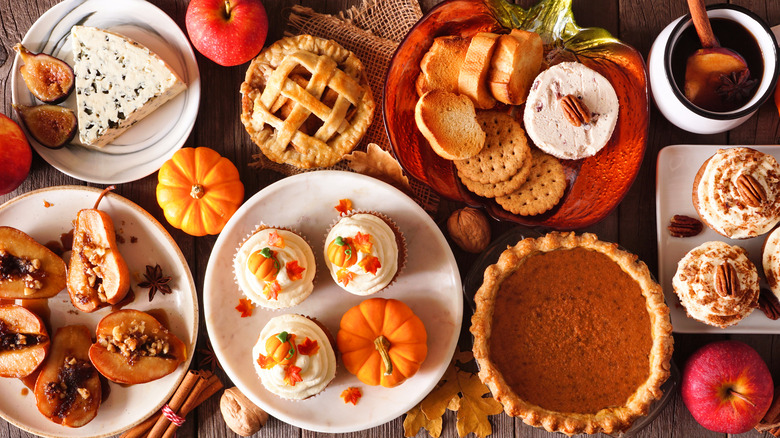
[3,0,780,436]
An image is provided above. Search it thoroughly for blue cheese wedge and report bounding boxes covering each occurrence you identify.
[70,25,187,147]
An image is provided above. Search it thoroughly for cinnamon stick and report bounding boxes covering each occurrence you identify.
[119,412,160,438]
[161,373,223,438]
[146,370,205,438]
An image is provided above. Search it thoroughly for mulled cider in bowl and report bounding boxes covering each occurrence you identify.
[648,4,778,134]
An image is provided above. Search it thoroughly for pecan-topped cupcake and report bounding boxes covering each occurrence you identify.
[692,147,780,239]
[673,241,759,328]
[234,227,316,309]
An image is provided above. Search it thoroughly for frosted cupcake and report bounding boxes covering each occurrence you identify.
[673,241,759,328]
[323,213,405,295]
[762,227,780,298]
[234,227,316,309]
[253,314,337,400]
[692,147,780,239]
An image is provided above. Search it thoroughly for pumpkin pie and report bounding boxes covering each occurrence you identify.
[471,232,673,435]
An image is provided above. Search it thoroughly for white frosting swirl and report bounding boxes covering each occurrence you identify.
[763,227,780,298]
[695,147,780,239]
[673,241,759,328]
[323,214,399,295]
[252,314,336,400]
[234,229,316,309]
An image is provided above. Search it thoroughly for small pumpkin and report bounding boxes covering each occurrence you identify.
[248,248,280,282]
[327,236,357,268]
[156,147,244,236]
[337,298,427,387]
[265,332,297,366]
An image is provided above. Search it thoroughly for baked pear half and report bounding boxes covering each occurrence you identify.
[0,304,50,378]
[0,226,66,299]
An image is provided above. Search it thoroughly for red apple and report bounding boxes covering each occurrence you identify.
[185,0,268,66]
[682,340,773,434]
[0,113,32,195]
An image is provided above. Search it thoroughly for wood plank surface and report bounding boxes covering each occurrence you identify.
[1,0,780,437]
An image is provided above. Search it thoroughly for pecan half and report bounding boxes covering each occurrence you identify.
[668,215,703,238]
[735,174,767,207]
[560,94,591,127]
[759,288,780,320]
[714,262,740,298]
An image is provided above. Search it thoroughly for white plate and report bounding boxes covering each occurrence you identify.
[11,0,200,184]
[656,144,780,333]
[203,171,463,433]
[0,186,198,437]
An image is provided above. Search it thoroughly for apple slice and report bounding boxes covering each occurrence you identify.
[0,226,67,299]
[67,187,130,312]
[89,309,187,384]
[35,325,101,427]
[0,304,49,378]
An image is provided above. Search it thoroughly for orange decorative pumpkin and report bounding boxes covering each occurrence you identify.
[265,332,297,365]
[156,147,244,236]
[327,236,357,268]
[337,298,427,387]
[248,248,280,282]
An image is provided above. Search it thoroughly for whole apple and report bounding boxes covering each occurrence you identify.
[185,0,268,66]
[0,113,32,195]
[682,340,773,434]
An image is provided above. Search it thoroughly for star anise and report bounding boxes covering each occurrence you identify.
[138,264,172,302]
[197,339,222,372]
[716,69,757,104]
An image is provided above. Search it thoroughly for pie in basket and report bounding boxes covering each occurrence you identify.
[240,35,375,169]
[471,232,673,435]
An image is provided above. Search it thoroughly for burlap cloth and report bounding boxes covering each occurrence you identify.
[250,0,440,213]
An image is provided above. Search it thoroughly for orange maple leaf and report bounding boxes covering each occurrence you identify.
[337,269,355,286]
[352,232,372,253]
[235,298,254,318]
[359,255,382,275]
[284,365,303,386]
[256,353,276,369]
[286,260,306,281]
[263,280,282,300]
[267,230,285,248]
[297,337,320,356]
[335,199,353,215]
[341,387,362,405]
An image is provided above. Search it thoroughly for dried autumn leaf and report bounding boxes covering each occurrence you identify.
[404,402,442,438]
[345,143,412,193]
[341,387,362,405]
[456,372,503,438]
[235,298,254,318]
[421,366,461,420]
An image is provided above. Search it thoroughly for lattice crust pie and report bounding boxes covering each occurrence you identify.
[240,35,375,168]
[471,232,673,435]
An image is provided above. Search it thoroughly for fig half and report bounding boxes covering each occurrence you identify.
[67,187,130,313]
[13,104,77,149]
[34,325,100,427]
[14,44,75,104]
[89,309,187,384]
[0,304,50,378]
[0,226,67,299]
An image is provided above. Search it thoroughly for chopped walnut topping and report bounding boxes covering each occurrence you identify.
[98,319,173,365]
[43,356,95,419]
[78,236,111,302]
[76,387,90,400]
[0,320,47,351]
[0,250,44,291]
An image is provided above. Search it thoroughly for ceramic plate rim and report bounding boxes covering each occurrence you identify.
[0,185,198,437]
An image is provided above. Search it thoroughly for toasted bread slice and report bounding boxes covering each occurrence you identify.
[488,30,543,105]
[415,90,485,160]
[458,33,499,109]
[416,36,471,97]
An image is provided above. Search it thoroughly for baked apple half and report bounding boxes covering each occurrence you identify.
[89,309,187,384]
[35,325,101,427]
[0,304,49,378]
[67,188,130,312]
[0,226,66,299]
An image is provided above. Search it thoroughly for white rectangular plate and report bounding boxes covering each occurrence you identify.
[657,144,780,333]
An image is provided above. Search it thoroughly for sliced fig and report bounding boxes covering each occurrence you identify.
[0,304,50,378]
[34,325,100,427]
[14,44,75,104]
[13,104,77,149]
[89,309,187,384]
[0,226,67,299]
[67,187,130,313]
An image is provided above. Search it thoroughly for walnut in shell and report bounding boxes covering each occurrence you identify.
[447,207,491,253]
[220,386,269,436]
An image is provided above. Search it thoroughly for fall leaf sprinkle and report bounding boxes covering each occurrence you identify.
[341,387,362,405]
[235,298,254,318]
[263,280,281,300]
[267,230,285,248]
[286,260,305,281]
[138,264,172,302]
[353,232,372,253]
[359,255,382,275]
[337,269,355,286]
[297,337,320,356]
[284,365,303,386]
[335,199,353,215]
